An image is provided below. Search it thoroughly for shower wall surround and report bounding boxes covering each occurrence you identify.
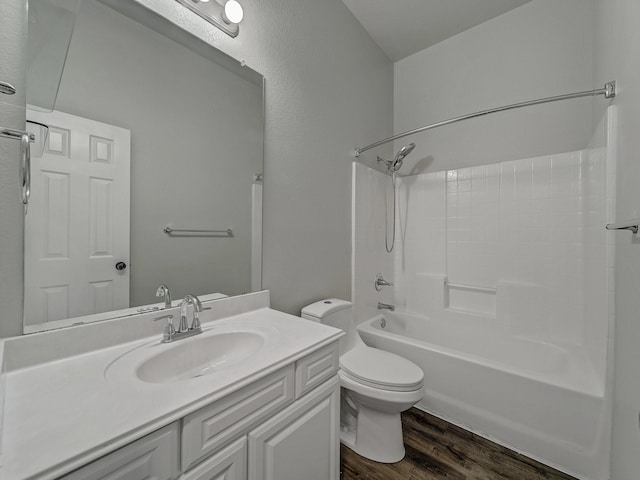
[353,126,614,386]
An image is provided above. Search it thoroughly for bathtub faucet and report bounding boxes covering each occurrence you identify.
[377,302,395,311]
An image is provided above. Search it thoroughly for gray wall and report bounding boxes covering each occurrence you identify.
[227,0,393,315]
[90,0,394,315]
[0,1,27,338]
[593,0,640,478]
[0,0,393,335]
[53,0,263,306]
[393,0,594,174]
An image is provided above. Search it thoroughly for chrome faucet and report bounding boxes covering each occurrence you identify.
[156,284,172,308]
[179,294,203,333]
[153,294,205,343]
[153,314,176,343]
[377,302,395,311]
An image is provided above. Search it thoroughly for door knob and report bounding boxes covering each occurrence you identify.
[115,261,127,271]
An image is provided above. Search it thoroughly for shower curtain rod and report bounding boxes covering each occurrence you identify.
[354,81,617,157]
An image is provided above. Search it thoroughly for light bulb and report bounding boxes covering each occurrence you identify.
[222,0,243,24]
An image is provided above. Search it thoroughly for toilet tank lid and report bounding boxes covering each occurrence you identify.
[301,298,352,319]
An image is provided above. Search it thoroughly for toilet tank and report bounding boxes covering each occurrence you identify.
[301,299,361,354]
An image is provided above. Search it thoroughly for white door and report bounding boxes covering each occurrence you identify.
[24,109,131,326]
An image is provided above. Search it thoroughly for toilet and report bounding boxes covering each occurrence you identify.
[301,299,424,463]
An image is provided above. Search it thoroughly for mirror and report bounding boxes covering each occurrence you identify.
[27,0,80,111]
[24,0,264,333]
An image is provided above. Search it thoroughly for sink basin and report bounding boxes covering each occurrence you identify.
[116,331,266,384]
[104,321,277,386]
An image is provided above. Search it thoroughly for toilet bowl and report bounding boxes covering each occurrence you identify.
[301,299,424,463]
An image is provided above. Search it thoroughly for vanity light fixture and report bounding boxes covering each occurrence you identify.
[175,0,244,38]
[222,0,244,24]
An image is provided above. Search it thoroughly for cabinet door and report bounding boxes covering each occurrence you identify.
[182,366,294,471]
[60,423,179,480]
[180,437,246,480]
[248,377,339,480]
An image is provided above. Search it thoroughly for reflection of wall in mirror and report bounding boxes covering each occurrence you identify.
[47,0,263,307]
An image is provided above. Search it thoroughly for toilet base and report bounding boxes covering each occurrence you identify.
[340,403,405,463]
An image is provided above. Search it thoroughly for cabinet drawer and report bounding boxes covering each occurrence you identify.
[180,437,246,480]
[182,366,294,471]
[60,423,179,480]
[295,343,339,398]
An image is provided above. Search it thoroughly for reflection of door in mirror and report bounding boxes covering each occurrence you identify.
[24,109,131,327]
[24,0,265,333]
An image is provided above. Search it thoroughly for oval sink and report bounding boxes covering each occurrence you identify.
[135,331,265,383]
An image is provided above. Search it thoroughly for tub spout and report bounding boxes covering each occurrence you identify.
[377,302,395,311]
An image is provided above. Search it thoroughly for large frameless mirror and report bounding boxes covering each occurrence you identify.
[24,0,264,333]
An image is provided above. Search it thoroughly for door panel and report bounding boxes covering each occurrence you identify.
[24,109,131,325]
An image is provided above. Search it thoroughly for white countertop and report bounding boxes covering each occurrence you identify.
[0,306,341,480]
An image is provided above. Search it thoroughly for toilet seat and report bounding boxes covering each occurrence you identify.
[340,346,424,392]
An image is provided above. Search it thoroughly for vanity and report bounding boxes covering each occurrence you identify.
[0,291,343,480]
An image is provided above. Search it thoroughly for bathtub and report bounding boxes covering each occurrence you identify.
[358,311,609,480]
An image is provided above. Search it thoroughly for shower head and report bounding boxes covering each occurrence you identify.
[391,143,416,172]
[376,142,417,174]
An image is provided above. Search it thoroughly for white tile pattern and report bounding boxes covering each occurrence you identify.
[354,143,611,380]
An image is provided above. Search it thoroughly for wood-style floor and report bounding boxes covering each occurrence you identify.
[340,408,577,480]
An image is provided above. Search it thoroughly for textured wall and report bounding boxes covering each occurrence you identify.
[0,1,27,338]
[226,0,393,315]
[0,0,392,335]
[125,0,393,316]
[393,0,595,174]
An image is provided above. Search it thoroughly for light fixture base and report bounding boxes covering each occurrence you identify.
[175,0,239,38]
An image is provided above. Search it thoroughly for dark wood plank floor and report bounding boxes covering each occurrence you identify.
[340,408,577,480]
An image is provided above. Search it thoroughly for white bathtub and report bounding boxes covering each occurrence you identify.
[358,312,609,480]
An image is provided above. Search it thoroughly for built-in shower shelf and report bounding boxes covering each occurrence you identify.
[444,278,497,317]
[444,280,497,294]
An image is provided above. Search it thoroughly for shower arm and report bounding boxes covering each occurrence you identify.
[354,82,617,157]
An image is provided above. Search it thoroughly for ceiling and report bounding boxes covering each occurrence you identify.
[341,0,534,62]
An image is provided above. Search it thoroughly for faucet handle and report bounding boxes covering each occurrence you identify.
[191,311,201,331]
[154,314,176,342]
[191,306,211,331]
[375,273,393,291]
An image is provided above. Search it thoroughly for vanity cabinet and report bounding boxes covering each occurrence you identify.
[54,342,340,480]
[180,437,247,480]
[248,376,339,480]
[59,423,180,480]
[182,367,295,471]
